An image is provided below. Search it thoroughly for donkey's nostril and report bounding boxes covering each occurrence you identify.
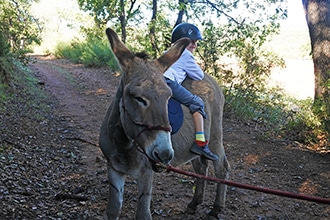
[153,151,161,162]
[153,147,174,165]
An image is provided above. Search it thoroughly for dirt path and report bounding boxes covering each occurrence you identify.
[28,56,115,176]
[1,56,329,219]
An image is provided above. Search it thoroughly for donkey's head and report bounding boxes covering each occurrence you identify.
[106,28,190,164]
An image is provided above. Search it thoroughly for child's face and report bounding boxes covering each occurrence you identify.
[186,40,198,53]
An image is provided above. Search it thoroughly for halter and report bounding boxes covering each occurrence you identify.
[120,84,172,162]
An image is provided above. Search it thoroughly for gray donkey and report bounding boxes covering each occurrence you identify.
[99,28,229,220]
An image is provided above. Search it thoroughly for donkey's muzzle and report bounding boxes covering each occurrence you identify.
[146,131,174,164]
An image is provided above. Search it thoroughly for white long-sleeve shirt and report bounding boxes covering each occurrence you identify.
[164,49,204,84]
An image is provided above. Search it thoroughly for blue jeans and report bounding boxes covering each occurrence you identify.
[165,77,207,118]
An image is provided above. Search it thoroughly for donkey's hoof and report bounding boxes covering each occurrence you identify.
[207,210,221,220]
[206,214,219,220]
[185,206,195,214]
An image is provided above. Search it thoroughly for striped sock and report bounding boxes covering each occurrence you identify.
[195,132,205,142]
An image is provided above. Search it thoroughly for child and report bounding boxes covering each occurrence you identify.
[164,22,218,161]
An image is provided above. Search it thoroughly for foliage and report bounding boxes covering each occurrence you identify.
[75,0,288,60]
[133,11,173,58]
[198,22,285,91]
[0,0,42,60]
[78,0,142,25]
[77,0,142,44]
[0,57,11,101]
[224,86,322,144]
[77,0,121,26]
[0,33,10,57]
[0,54,44,105]
[54,33,120,71]
[0,32,12,100]
[312,92,330,146]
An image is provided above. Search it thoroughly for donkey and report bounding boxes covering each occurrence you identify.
[99,28,230,220]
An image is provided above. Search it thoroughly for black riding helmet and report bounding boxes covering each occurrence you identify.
[171,23,203,43]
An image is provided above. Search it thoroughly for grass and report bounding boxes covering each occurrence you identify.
[0,56,14,102]
[54,37,121,72]
[0,56,49,121]
[0,81,9,102]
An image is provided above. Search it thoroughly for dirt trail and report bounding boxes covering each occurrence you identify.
[1,55,328,219]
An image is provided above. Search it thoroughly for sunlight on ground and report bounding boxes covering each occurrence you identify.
[243,154,259,165]
[299,179,319,195]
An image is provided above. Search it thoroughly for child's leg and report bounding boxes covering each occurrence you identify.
[165,78,218,161]
[193,112,205,142]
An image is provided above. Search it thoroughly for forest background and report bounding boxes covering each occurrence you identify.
[0,0,328,148]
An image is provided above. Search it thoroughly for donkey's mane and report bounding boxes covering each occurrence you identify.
[134,51,150,60]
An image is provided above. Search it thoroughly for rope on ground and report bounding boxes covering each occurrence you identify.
[166,165,330,205]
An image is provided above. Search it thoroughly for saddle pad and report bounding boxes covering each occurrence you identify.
[168,98,183,135]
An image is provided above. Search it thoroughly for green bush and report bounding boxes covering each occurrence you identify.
[0,55,46,105]
[55,37,120,71]
[224,85,322,144]
[0,33,10,57]
[55,40,84,64]
[0,56,13,101]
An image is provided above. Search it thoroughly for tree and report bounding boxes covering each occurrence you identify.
[302,0,330,139]
[149,0,159,56]
[0,0,42,55]
[0,0,42,88]
[168,0,286,95]
[174,0,189,27]
[77,0,141,43]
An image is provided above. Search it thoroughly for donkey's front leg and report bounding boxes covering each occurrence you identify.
[106,163,126,220]
[135,168,153,220]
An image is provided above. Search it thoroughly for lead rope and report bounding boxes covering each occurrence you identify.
[166,165,330,205]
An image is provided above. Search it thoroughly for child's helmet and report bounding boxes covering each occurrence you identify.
[171,23,203,43]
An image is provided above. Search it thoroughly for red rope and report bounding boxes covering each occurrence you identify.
[166,165,330,205]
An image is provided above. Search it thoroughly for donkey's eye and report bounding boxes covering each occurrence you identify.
[135,97,147,106]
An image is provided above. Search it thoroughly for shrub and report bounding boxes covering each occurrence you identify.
[0,33,10,57]
[55,37,120,71]
[224,84,323,145]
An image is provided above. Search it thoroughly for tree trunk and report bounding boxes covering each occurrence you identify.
[149,0,159,57]
[119,0,127,43]
[302,0,330,136]
[174,0,188,28]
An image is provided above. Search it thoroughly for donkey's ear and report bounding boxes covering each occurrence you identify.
[106,28,135,69]
[155,38,191,72]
